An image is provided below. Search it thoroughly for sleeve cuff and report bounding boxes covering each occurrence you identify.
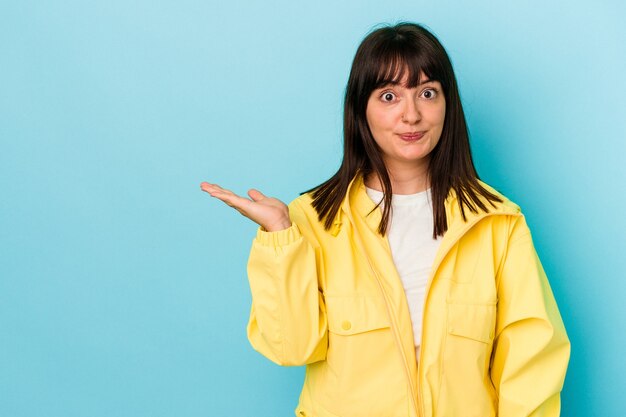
[255,222,302,247]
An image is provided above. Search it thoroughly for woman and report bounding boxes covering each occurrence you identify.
[201,22,570,417]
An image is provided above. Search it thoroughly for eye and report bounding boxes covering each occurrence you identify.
[380,91,396,102]
[421,88,438,99]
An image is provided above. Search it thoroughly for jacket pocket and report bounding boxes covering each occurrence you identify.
[318,295,405,416]
[439,301,498,416]
[446,301,496,344]
[325,294,390,335]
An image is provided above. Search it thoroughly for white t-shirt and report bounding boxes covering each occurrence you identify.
[365,186,443,360]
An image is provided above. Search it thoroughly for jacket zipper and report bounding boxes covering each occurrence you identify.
[345,209,422,417]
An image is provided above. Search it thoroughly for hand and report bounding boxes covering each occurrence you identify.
[200,182,292,232]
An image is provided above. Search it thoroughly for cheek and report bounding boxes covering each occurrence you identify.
[439,102,447,125]
[428,105,446,129]
[366,109,390,133]
[375,112,398,131]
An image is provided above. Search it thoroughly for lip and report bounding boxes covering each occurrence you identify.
[398,131,426,141]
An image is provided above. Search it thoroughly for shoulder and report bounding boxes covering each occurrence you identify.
[476,180,523,215]
[444,179,531,241]
[288,192,316,214]
[444,180,524,227]
[286,192,323,229]
[284,191,338,245]
[475,180,536,240]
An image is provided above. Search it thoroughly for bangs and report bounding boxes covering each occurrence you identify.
[369,41,440,89]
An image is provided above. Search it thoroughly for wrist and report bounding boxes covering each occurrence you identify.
[263,218,292,232]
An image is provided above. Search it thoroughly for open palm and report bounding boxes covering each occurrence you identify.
[200,182,291,232]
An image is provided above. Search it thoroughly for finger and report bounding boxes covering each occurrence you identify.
[200,182,214,193]
[209,190,252,211]
[247,188,267,202]
[200,182,224,193]
[201,183,238,198]
[201,183,257,215]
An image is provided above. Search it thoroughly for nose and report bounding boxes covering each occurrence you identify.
[402,98,421,124]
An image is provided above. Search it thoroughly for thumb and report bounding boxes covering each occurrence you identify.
[247,188,266,202]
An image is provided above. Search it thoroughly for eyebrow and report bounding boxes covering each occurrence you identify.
[383,78,436,87]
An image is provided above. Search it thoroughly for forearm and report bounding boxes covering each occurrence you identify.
[246,223,328,366]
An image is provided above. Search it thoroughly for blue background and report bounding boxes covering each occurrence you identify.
[1,1,625,416]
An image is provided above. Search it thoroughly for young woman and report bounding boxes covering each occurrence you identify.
[201,22,570,417]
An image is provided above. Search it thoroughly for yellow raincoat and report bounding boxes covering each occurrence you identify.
[246,174,570,417]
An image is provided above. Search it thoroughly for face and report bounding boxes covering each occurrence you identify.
[365,71,446,171]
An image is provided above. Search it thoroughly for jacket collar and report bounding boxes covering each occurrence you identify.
[336,172,521,237]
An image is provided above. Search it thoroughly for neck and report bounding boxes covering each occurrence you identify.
[364,160,430,195]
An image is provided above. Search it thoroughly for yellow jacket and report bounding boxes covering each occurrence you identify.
[246,174,570,417]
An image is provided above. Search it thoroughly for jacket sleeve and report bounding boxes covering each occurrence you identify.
[490,215,571,416]
[246,198,328,366]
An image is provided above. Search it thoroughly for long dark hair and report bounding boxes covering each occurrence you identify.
[305,22,502,238]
